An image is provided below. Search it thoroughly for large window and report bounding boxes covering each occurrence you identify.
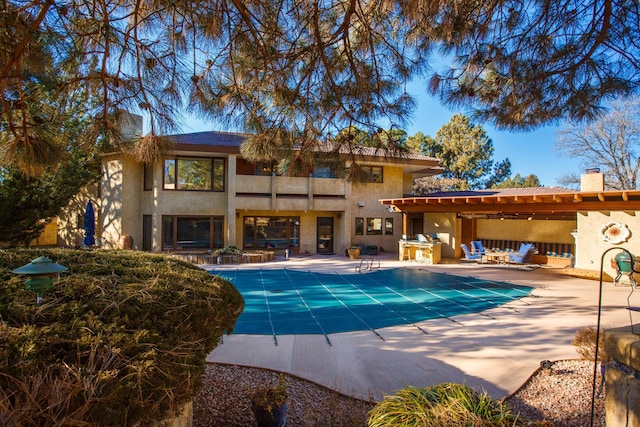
[243,216,300,250]
[163,157,225,191]
[162,216,224,250]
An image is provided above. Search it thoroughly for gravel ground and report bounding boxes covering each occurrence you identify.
[193,360,605,426]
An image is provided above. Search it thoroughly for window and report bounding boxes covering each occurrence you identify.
[366,217,382,235]
[362,165,383,183]
[162,216,224,250]
[243,216,300,250]
[312,167,334,178]
[163,157,225,191]
[385,218,394,235]
[143,163,153,191]
[212,159,224,191]
[355,217,364,235]
[313,161,337,178]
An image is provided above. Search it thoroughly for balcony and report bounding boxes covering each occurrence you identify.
[234,175,347,211]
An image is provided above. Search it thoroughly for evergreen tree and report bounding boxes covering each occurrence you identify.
[0,67,99,244]
[0,150,99,246]
[492,173,541,189]
[434,114,498,189]
[1,1,637,173]
[485,159,513,189]
[406,132,438,156]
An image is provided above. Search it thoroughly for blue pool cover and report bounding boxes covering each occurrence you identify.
[212,268,533,336]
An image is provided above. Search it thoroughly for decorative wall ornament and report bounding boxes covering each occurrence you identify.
[600,222,631,244]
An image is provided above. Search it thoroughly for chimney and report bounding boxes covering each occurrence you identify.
[580,168,604,191]
[117,110,143,140]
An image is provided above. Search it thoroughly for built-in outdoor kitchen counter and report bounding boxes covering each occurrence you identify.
[398,235,442,264]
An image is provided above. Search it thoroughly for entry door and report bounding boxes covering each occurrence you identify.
[316,217,334,254]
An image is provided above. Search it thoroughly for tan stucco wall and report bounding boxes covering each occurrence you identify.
[402,173,413,196]
[101,155,142,249]
[581,172,605,191]
[423,213,459,257]
[576,211,640,278]
[57,184,99,248]
[477,219,576,244]
[347,165,404,254]
[29,219,58,246]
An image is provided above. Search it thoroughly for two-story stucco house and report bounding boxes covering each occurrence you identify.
[88,130,442,256]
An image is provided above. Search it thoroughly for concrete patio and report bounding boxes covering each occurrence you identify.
[205,253,635,401]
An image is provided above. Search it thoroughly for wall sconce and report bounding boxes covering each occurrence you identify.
[358,201,365,207]
[11,256,68,305]
[386,206,394,213]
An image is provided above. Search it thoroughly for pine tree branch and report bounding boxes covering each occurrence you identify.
[0,0,54,84]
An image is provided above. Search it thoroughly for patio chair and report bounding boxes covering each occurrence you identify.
[461,243,482,261]
[471,240,485,255]
[507,243,536,266]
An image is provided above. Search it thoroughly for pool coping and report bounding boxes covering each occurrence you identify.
[205,253,634,401]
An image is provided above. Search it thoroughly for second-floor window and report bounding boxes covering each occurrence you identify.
[163,157,225,191]
[143,163,153,191]
[362,165,383,183]
[313,166,337,178]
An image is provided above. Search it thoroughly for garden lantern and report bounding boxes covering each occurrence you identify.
[11,256,68,304]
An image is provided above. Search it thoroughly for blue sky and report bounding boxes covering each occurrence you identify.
[181,85,585,188]
[403,87,584,187]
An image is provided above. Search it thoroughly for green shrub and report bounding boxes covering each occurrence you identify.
[0,248,244,426]
[367,383,528,427]
[246,373,288,412]
[213,245,243,255]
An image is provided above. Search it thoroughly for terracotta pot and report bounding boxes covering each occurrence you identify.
[121,235,134,250]
[347,247,360,259]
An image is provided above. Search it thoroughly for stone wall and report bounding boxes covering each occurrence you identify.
[603,324,640,426]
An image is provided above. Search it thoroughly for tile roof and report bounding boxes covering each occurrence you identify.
[166,130,439,163]
[167,131,247,147]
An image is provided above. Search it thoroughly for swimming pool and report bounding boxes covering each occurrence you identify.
[212,268,533,342]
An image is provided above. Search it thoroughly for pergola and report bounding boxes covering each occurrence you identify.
[381,187,640,234]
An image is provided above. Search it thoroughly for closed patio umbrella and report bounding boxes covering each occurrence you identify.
[83,201,95,247]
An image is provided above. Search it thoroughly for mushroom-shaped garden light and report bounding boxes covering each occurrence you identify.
[11,256,68,305]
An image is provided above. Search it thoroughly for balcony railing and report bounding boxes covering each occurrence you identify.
[234,175,347,211]
[235,175,346,197]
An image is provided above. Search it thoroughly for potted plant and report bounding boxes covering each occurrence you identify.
[347,245,361,259]
[247,374,288,427]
